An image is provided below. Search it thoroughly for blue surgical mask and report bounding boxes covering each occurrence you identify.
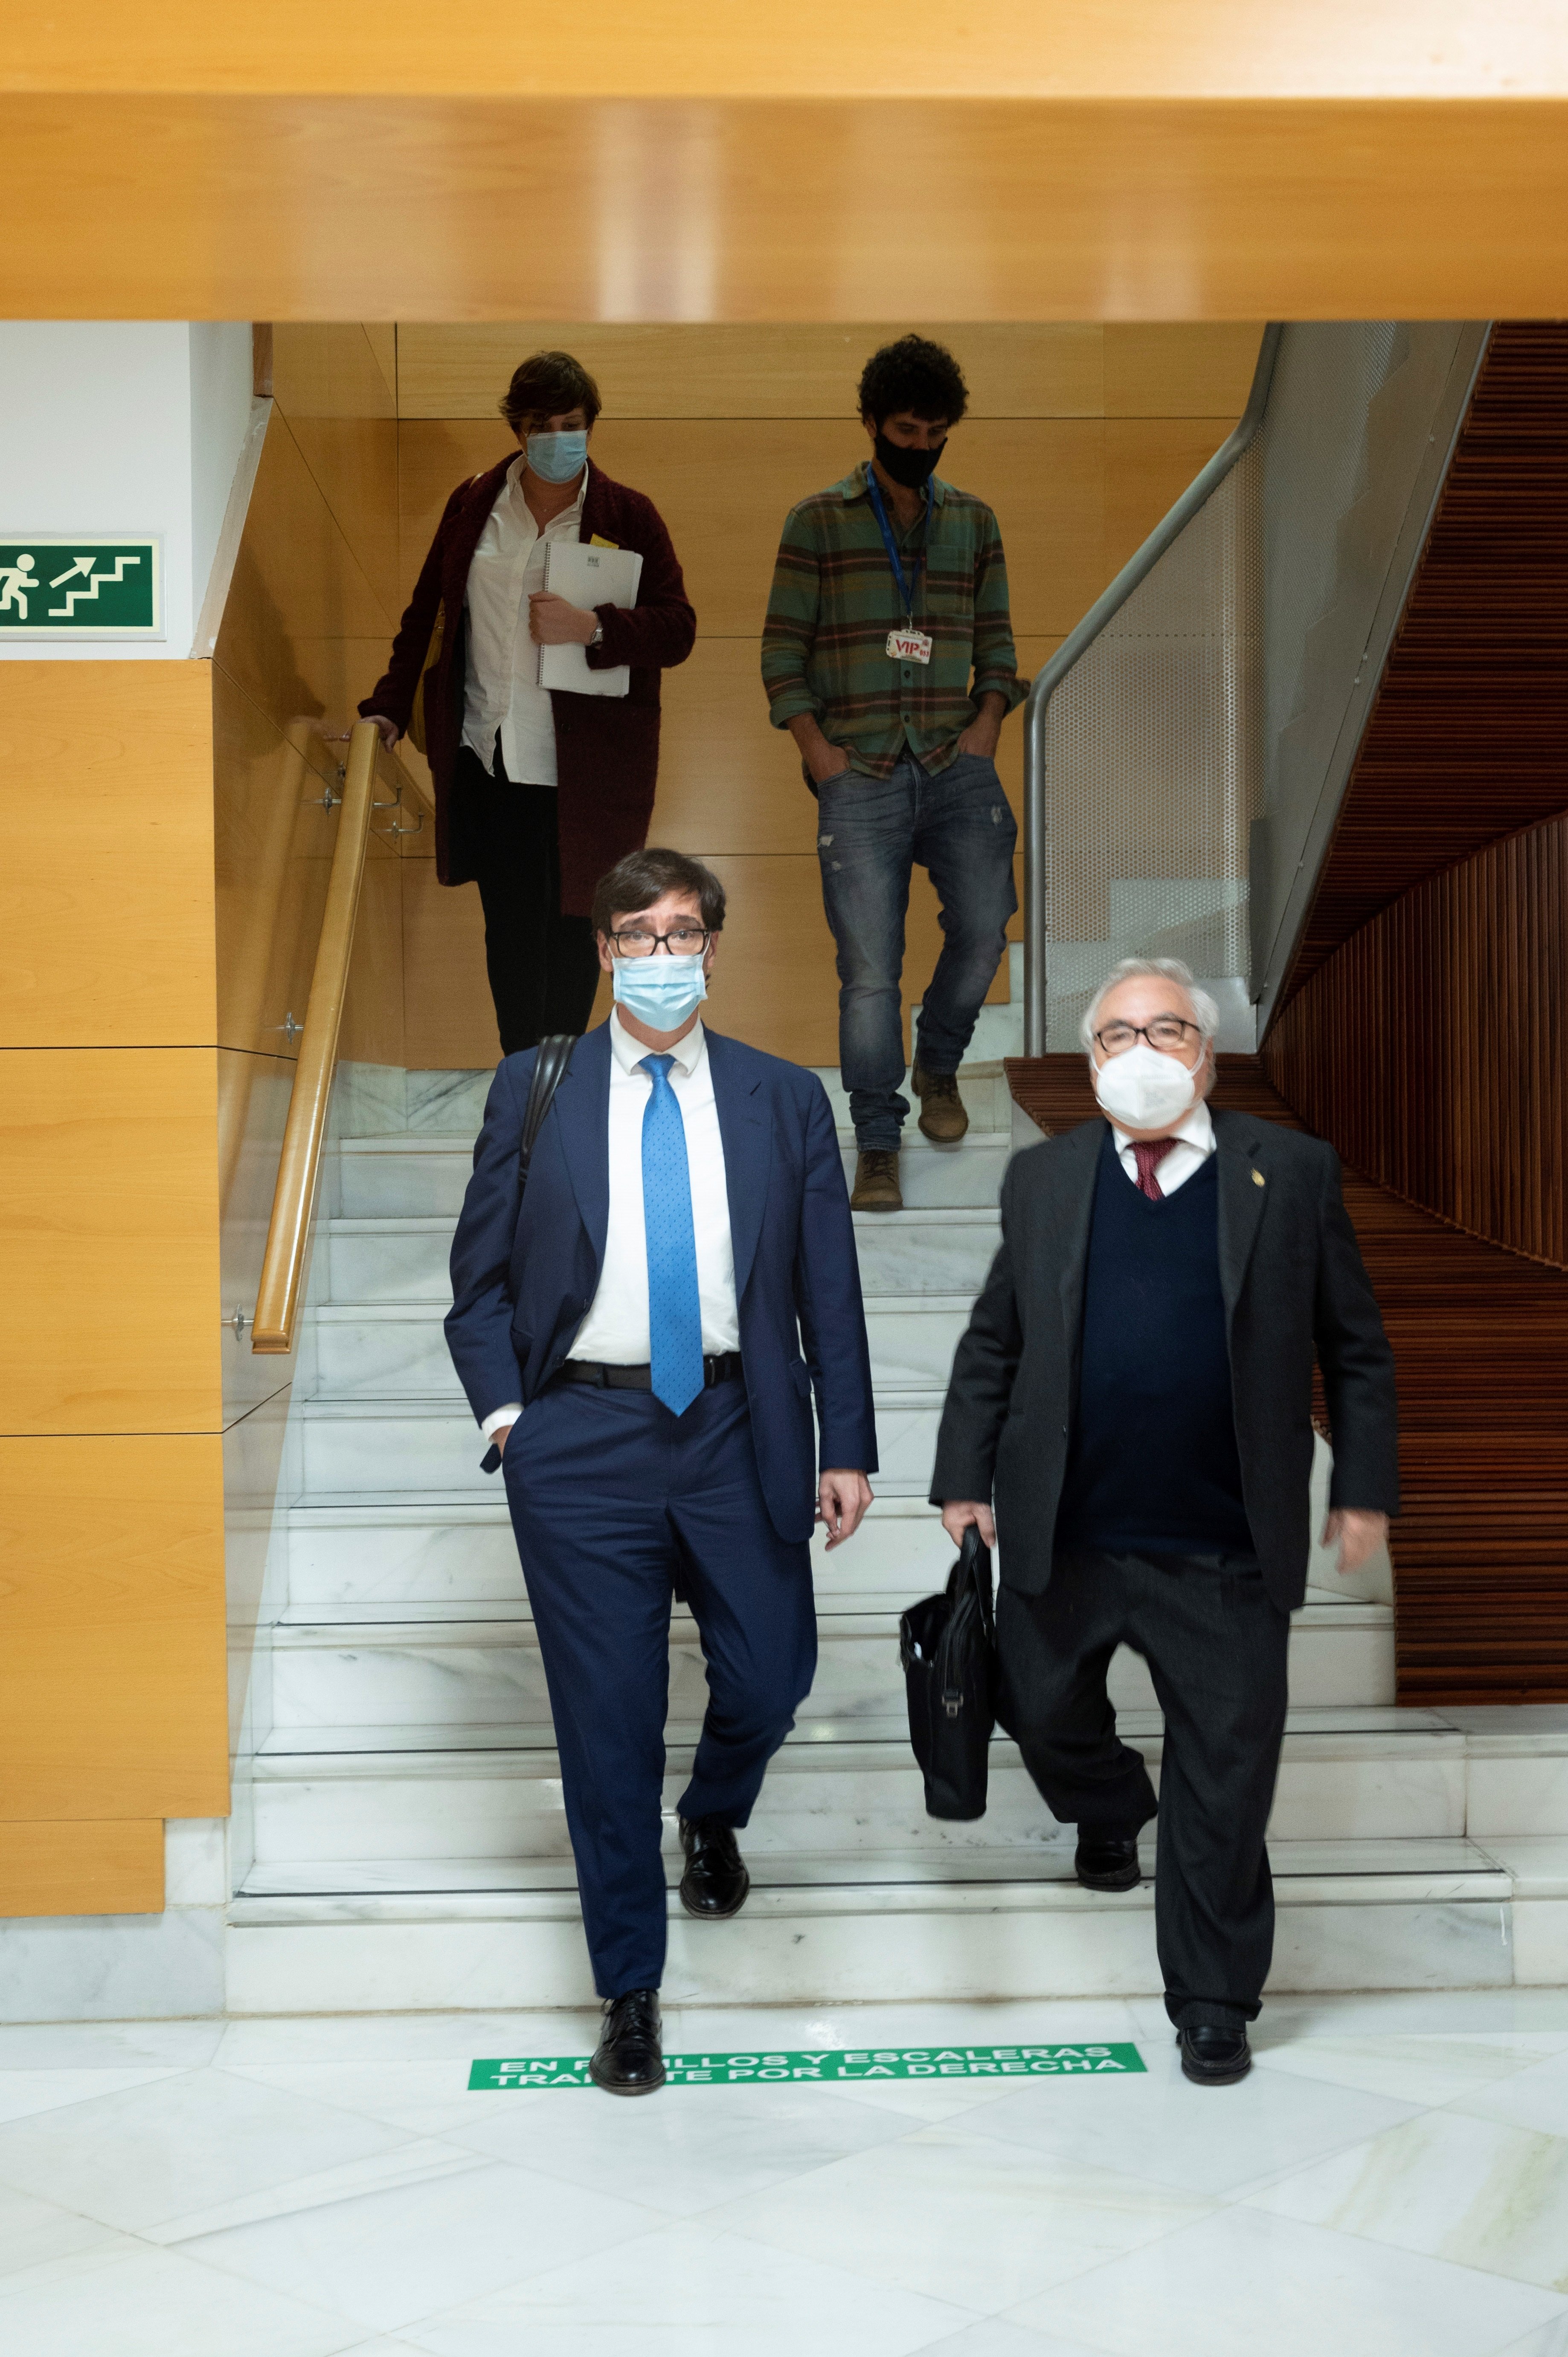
[526,429,589,485]
[612,953,708,1030]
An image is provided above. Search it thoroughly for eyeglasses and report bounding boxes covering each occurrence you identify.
[608,925,711,957]
[1094,1017,1202,1055]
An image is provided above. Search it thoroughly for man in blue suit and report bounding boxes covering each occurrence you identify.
[447,846,877,2094]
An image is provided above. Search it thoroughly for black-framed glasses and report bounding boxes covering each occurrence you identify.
[608,925,711,958]
[1095,1017,1201,1055]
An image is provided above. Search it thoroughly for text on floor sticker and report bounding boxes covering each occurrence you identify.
[469,2043,1146,2089]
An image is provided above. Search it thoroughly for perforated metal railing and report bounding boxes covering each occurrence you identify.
[1022,321,1491,1054]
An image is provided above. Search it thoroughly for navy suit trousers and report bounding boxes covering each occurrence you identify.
[503,1379,816,1997]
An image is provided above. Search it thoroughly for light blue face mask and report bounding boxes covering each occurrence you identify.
[526,429,589,484]
[612,952,708,1030]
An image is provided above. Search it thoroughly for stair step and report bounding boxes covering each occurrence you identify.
[245,1706,1487,1868]
[283,1491,960,1604]
[296,1391,946,1498]
[222,1831,1519,2013]
[332,1128,1011,1217]
[264,1594,1395,1729]
[236,1835,1503,1907]
[307,1294,979,1403]
[321,1207,1002,1305]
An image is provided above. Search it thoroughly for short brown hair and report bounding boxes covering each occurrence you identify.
[592,848,726,939]
[499,349,603,433]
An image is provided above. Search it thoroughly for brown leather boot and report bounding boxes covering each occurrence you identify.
[850,1148,903,1211]
[912,1064,968,1143]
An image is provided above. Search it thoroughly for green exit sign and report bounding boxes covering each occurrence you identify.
[0,537,162,638]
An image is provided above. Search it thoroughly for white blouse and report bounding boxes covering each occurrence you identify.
[460,455,587,787]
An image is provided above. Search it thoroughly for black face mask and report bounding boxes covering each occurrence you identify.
[873,431,946,490]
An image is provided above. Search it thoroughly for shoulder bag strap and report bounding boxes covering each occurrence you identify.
[519,1032,578,1190]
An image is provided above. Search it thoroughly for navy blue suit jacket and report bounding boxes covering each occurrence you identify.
[444,1020,878,1544]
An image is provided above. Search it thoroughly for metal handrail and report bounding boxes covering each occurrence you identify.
[1021,323,1283,1055]
[250,718,380,1354]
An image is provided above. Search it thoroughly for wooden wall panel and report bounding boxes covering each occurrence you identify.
[399,322,1264,427]
[398,856,497,1071]
[0,1049,223,1435]
[1102,323,1266,418]
[214,682,332,1061]
[14,6,1559,106]
[0,1822,163,1918]
[0,663,216,1049]
[5,81,1568,323]
[273,323,401,623]
[215,409,395,744]
[397,322,1108,422]
[216,1043,294,1427]
[0,1435,228,1820]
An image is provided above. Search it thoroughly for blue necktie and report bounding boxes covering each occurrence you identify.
[639,1054,704,1416]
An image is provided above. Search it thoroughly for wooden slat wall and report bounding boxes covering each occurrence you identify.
[1245,322,1568,1702]
[1279,321,1568,1010]
[1005,1056,1568,1705]
[1266,813,1568,1271]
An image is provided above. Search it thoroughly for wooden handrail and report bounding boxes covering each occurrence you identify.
[251,718,379,1354]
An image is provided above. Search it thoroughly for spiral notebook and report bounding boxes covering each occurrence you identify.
[540,541,644,697]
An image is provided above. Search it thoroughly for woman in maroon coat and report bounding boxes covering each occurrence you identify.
[362,349,697,1053]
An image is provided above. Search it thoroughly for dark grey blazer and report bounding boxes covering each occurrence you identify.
[929,1108,1400,1613]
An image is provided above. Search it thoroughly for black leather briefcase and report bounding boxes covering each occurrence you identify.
[899,1524,997,1821]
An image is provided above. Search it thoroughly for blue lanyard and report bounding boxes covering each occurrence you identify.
[865,465,929,620]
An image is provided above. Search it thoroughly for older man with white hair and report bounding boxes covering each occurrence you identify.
[932,956,1398,2085]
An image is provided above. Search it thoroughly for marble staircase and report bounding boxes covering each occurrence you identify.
[227,1061,1568,2013]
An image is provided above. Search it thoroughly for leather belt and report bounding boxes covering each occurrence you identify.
[553,1352,743,1392]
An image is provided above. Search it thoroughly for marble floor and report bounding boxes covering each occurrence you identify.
[2,1992,1568,2355]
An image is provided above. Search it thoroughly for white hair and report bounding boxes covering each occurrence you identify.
[1079,957,1220,1053]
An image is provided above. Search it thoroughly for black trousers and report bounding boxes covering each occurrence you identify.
[459,747,602,1055]
[998,1548,1290,2031]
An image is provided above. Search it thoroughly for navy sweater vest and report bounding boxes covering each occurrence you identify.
[1055,1129,1254,1559]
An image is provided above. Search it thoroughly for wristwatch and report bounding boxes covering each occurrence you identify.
[589,622,604,648]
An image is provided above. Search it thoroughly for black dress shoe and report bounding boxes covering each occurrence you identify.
[678,1815,751,1919]
[1177,2025,1252,2085]
[589,1988,665,2095]
[1074,1832,1142,1892]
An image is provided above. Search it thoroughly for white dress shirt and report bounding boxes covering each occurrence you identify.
[480,1012,739,1440]
[461,455,587,787]
[1110,1099,1216,1196]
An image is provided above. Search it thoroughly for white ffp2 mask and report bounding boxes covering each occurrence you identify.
[1092,1040,1203,1131]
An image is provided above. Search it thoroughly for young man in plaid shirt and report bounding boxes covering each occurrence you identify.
[762,336,1027,1210]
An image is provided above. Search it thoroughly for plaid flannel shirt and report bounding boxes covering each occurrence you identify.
[761,463,1026,779]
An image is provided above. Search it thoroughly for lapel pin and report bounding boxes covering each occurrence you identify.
[1251,1169,1266,1187]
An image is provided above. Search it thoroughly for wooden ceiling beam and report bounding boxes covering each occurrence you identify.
[4,94,1568,320]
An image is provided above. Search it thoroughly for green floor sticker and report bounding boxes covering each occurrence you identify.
[470,2042,1145,2089]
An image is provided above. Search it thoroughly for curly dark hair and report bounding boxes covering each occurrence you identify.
[857,335,969,429]
[591,847,727,938]
[499,349,603,433]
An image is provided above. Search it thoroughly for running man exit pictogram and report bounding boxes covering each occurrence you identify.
[0,538,161,636]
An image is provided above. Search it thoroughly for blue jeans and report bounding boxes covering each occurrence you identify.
[816,752,1018,1149]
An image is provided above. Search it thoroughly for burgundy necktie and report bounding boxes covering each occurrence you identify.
[1132,1138,1177,1201]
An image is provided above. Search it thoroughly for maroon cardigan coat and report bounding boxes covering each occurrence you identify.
[361,457,696,915]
